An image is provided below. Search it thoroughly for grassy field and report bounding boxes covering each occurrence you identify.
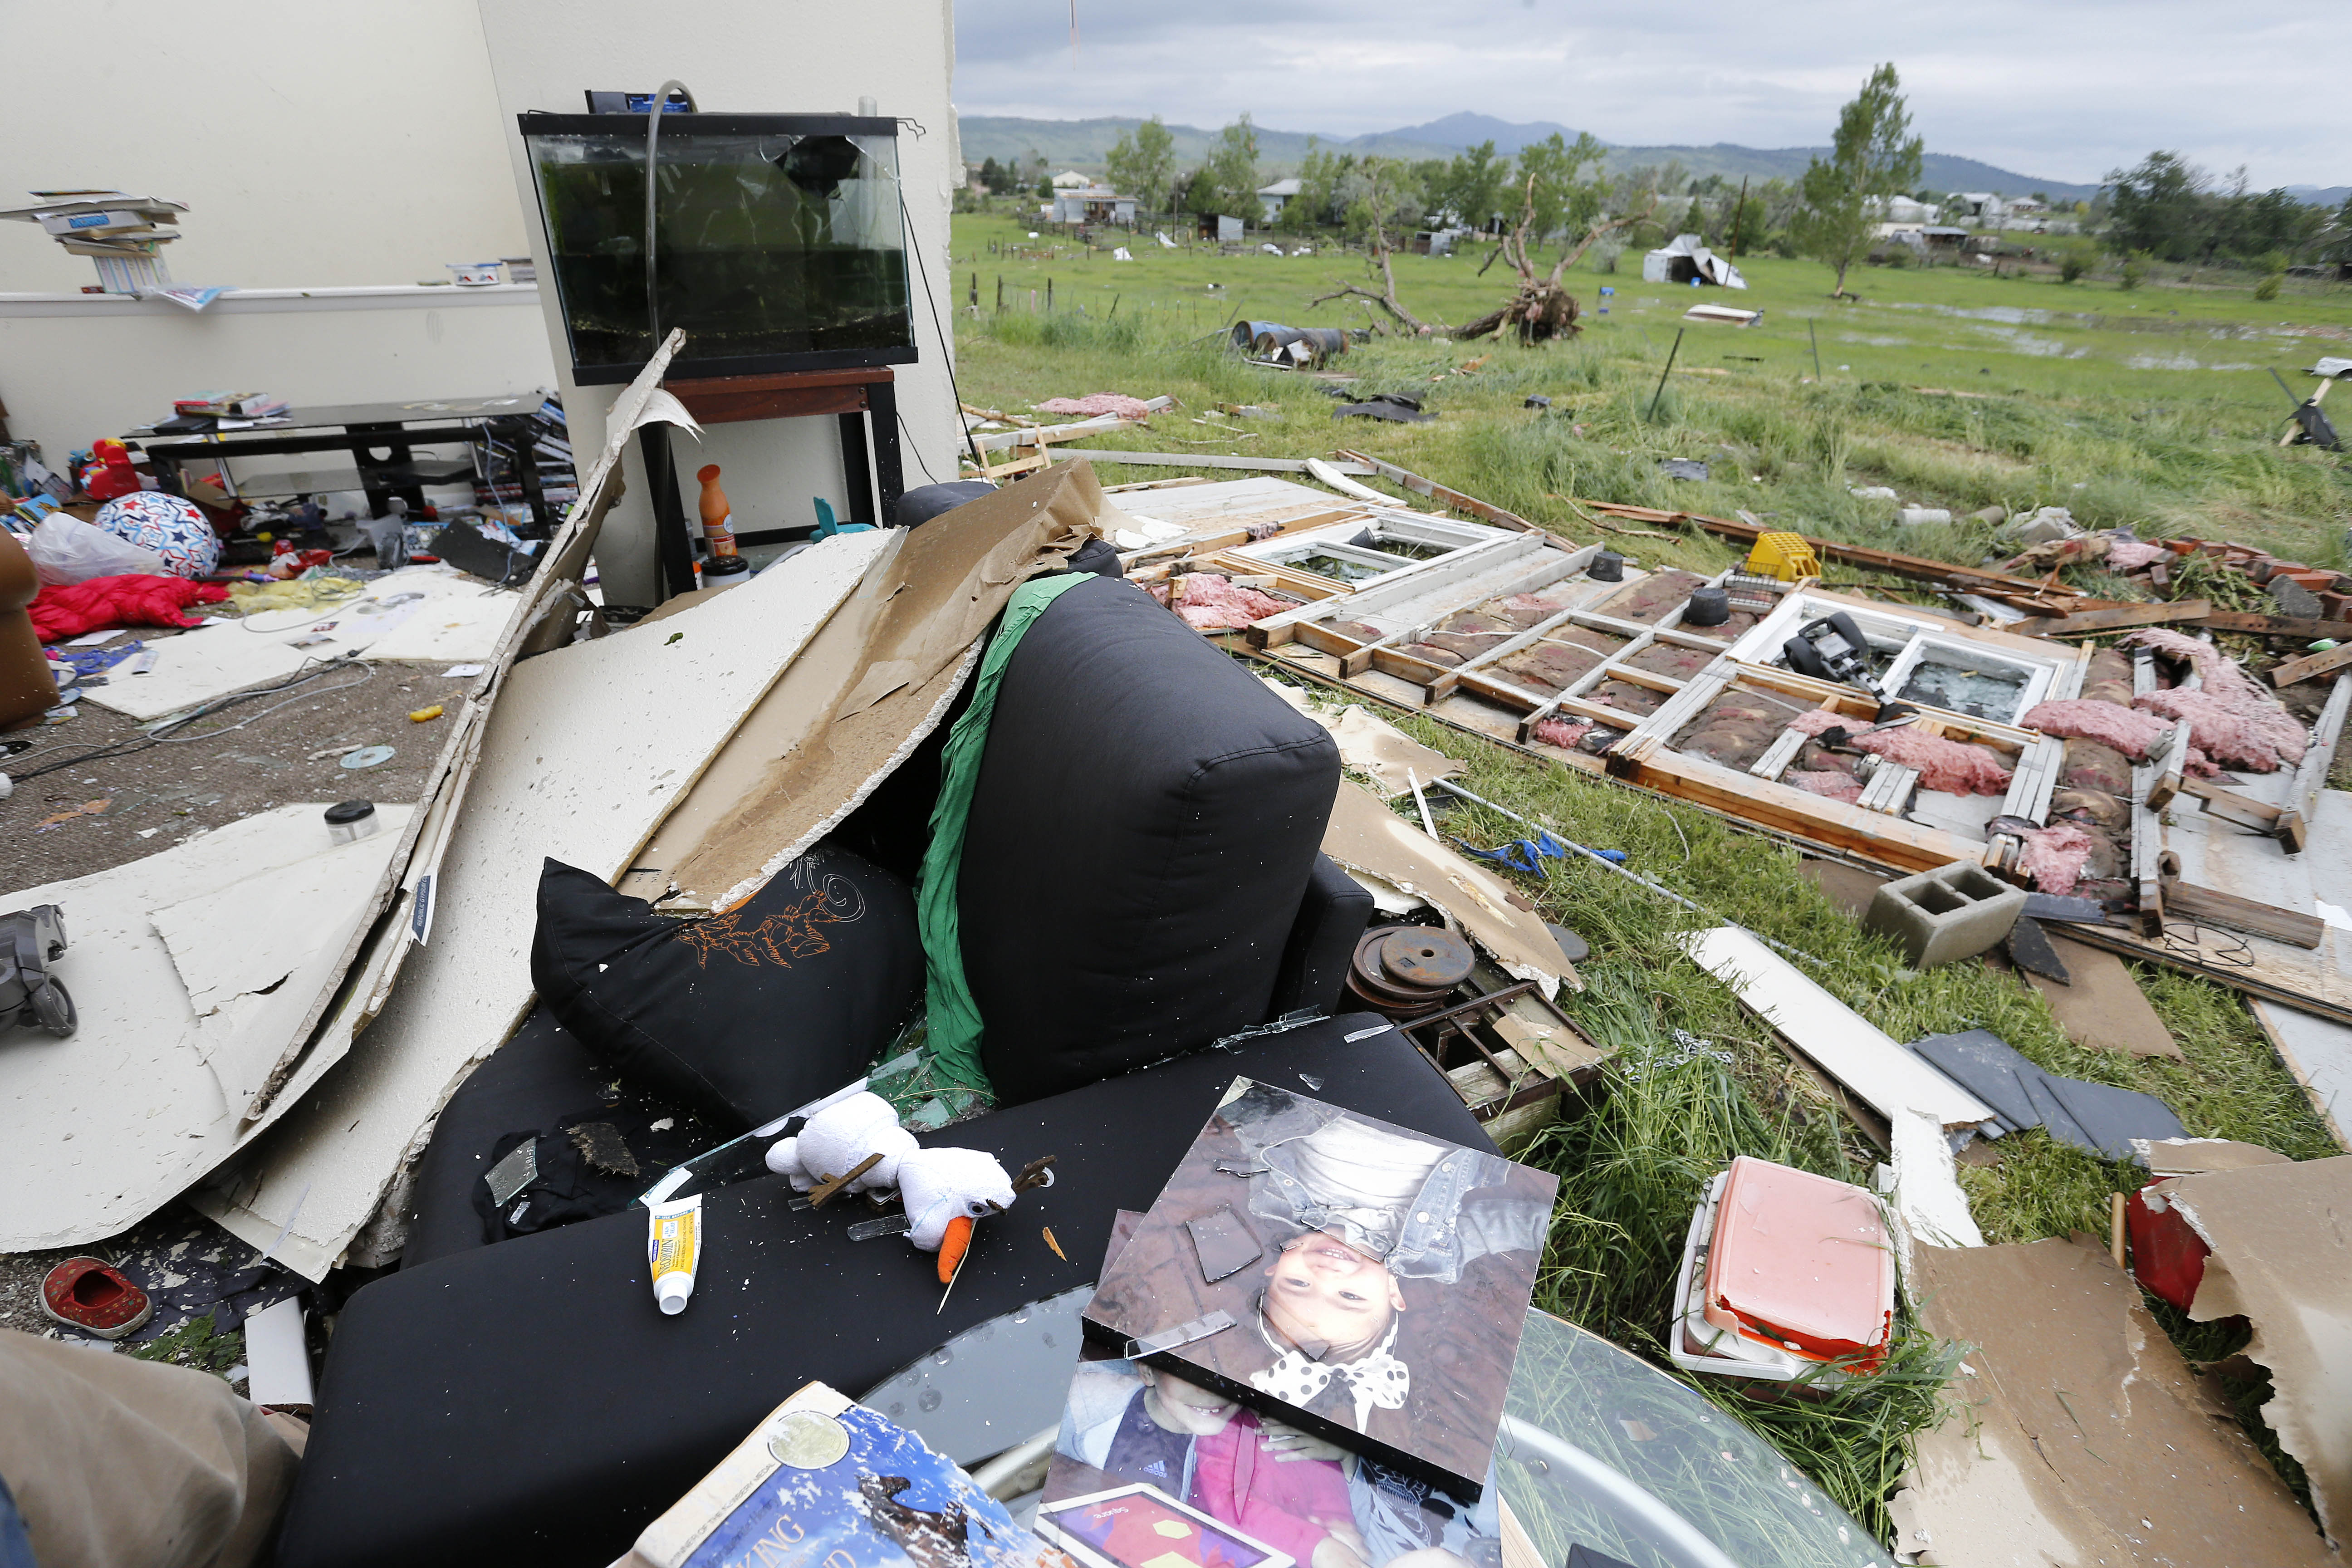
[949,211,2347,1541]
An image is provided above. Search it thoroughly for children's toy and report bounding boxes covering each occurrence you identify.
[765,1091,1054,1251]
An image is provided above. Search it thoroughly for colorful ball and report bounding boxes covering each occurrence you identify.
[93,492,220,579]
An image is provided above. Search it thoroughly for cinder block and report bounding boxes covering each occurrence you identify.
[1862,860,2028,969]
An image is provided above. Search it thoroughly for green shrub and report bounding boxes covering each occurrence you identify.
[2119,255,2147,290]
[2255,272,2284,301]
[2059,250,2089,283]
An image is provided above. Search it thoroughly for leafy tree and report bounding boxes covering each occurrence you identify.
[1189,114,1262,219]
[1275,141,1343,233]
[1513,132,1612,253]
[1433,141,1511,231]
[2104,152,2209,261]
[1106,117,1177,215]
[1794,63,1925,296]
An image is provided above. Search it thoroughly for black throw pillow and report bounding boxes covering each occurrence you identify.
[529,843,923,1129]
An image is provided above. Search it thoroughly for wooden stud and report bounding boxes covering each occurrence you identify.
[2278,672,2352,855]
[2269,640,2352,688]
[2011,600,2214,638]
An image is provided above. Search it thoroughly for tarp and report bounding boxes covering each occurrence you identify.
[1642,232,1747,289]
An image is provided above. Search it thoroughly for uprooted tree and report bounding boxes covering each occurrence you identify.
[1307,133,1664,344]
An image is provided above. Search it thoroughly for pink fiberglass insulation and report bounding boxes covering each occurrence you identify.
[2017,821,2097,896]
[2104,538,2171,572]
[2125,627,2307,768]
[1531,717,1591,750]
[1781,707,2013,794]
[1784,769,1865,803]
[1499,592,1572,625]
[1174,574,1289,631]
[1033,394,1155,419]
[2021,699,2178,762]
[2135,688,2299,772]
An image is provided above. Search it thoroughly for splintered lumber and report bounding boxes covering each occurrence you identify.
[2012,600,2212,638]
[2269,640,2352,687]
[2278,672,2352,855]
[1598,502,2099,606]
[1335,449,1569,547]
[2157,850,2326,947]
[2198,609,2352,642]
[1047,449,1377,475]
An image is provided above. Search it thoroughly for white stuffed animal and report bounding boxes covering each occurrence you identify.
[898,1147,1019,1252]
[765,1092,914,1196]
[765,1092,1037,1253]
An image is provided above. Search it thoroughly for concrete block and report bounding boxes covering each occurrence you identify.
[1862,860,2028,969]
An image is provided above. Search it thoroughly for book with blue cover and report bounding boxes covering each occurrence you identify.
[612,1382,1077,1568]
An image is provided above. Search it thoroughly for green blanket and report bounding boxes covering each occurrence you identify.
[913,570,1093,1095]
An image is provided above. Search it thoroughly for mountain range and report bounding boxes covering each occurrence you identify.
[958,111,2108,201]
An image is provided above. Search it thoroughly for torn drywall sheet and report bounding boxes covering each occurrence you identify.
[191,527,894,1279]
[79,621,314,722]
[1892,1235,2334,1568]
[1322,778,1572,998]
[2024,932,2183,1059]
[1259,678,1462,798]
[2164,1156,2352,1547]
[0,804,412,1252]
[2136,1137,2292,1176]
[641,461,1108,911]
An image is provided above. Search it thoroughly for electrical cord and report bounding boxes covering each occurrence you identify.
[5,657,376,786]
[897,184,988,474]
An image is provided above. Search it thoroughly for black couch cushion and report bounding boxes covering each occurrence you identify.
[530,843,922,1129]
[278,1015,1486,1568]
[1264,853,1375,1019]
[959,575,1340,1103]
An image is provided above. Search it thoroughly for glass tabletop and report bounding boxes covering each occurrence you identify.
[1495,1312,1891,1568]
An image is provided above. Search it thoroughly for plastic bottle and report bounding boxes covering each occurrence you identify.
[696,464,736,558]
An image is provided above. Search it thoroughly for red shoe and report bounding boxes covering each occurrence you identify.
[40,1257,153,1340]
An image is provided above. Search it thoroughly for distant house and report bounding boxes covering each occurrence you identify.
[1257,177,1301,223]
[1050,170,1092,191]
[1049,185,1137,225]
[1873,195,1937,225]
[1949,192,2008,223]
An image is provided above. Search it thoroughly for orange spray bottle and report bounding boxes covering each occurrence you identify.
[696,464,737,558]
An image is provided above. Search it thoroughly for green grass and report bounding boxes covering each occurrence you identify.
[952,211,2352,568]
[952,213,2349,1541]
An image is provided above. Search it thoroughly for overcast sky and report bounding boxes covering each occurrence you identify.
[953,0,2349,190]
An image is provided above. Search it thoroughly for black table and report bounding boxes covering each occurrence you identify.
[129,395,558,531]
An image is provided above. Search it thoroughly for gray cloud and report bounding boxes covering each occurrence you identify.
[953,0,2350,189]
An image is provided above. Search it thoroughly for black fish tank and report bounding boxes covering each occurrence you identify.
[520,112,916,384]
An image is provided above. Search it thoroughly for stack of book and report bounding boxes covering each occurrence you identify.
[173,392,289,420]
[0,191,189,293]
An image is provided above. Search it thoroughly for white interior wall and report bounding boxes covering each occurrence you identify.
[0,291,557,481]
[474,0,964,607]
[0,1,529,292]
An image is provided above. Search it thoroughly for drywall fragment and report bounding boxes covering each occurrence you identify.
[1259,678,1462,798]
[2165,1156,2352,1547]
[1323,780,1571,998]
[1894,1235,2333,1567]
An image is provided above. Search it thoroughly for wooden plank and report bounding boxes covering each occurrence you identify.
[1616,504,2098,603]
[2269,640,2352,688]
[2278,673,2352,855]
[2012,600,2213,639]
[2162,877,2326,948]
[2197,609,2352,642]
[2141,722,2195,810]
[1749,727,1809,780]
[1047,449,1376,475]
[1680,926,1996,1130]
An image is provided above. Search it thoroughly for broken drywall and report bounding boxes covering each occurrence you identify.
[0,805,412,1252]
[1893,1235,2332,1567]
[646,461,1106,912]
[1322,779,1573,998]
[2164,1156,2352,1547]
[190,528,894,1279]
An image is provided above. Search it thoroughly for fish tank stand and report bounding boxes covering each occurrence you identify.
[643,367,903,599]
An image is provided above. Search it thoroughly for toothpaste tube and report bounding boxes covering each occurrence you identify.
[647,1192,702,1315]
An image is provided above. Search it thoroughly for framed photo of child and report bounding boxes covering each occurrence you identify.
[1081,1080,1557,1501]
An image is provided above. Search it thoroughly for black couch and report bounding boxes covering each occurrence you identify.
[277,572,1407,1566]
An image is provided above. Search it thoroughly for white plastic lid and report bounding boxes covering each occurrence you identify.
[655,1271,695,1315]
